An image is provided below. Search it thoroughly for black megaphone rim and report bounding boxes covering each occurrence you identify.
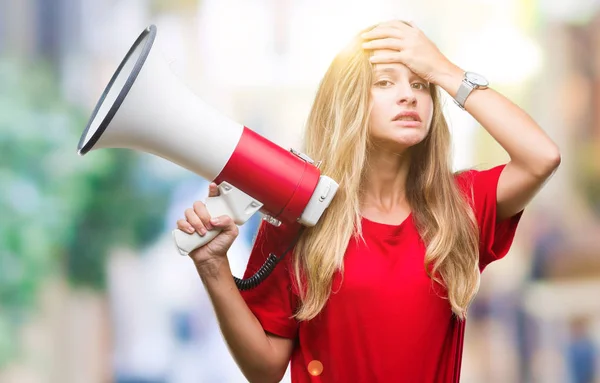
[77,24,157,155]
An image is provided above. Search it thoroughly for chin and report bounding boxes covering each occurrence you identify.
[369,128,429,152]
[373,138,425,153]
[392,133,427,148]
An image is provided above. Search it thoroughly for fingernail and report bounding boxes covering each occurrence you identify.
[187,226,195,234]
[210,217,219,225]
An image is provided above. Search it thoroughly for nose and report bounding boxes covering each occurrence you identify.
[396,83,417,106]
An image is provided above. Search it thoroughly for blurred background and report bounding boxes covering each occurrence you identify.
[1,0,600,382]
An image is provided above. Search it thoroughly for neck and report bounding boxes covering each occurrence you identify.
[361,148,412,213]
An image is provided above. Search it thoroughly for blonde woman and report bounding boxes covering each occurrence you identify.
[177,20,560,382]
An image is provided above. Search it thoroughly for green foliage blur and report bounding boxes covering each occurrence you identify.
[0,58,175,366]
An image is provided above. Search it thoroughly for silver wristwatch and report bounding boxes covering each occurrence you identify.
[453,72,489,110]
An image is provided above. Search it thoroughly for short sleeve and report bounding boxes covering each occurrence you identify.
[239,219,300,339]
[456,164,524,271]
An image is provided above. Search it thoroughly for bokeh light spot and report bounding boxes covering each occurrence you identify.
[307,360,323,376]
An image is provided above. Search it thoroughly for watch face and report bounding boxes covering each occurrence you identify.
[466,72,488,87]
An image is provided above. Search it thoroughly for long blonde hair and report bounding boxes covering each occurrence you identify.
[292,26,480,321]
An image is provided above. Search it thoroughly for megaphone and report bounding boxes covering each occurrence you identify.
[77,25,339,288]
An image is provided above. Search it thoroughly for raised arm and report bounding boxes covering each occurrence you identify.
[435,67,560,221]
[362,20,561,220]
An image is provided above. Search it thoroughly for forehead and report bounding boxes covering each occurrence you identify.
[373,62,409,75]
[372,63,427,82]
[373,66,402,74]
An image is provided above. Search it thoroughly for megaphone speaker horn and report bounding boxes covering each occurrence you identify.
[77,25,339,290]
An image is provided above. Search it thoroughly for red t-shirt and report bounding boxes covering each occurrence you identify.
[241,164,523,382]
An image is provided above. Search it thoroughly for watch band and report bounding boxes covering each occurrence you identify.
[453,79,474,110]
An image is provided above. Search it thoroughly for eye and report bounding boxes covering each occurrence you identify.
[411,82,429,90]
[374,80,393,87]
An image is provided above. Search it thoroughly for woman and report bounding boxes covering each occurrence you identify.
[177,20,561,382]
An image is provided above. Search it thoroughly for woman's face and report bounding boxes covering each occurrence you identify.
[368,54,434,152]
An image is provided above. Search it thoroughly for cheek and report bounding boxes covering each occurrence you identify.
[368,101,386,127]
[425,108,434,128]
[422,100,435,128]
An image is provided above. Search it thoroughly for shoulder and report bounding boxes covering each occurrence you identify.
[453,164,524,269]
[453,164,508,200]
[244,218,302,278]
[254,218,303,250]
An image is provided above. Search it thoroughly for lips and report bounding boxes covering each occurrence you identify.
[392,111,421,122]
[392,111,421,127]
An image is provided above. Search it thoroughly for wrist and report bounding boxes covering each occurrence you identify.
[195,257,232,283]
[432,63,464,98]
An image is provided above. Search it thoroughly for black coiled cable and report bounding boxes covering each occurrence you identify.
[234,226,305,291]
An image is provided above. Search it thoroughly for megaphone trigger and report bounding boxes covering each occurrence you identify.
[172,182,263,255]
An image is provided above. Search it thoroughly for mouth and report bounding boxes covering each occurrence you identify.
[392,111,421,127]
[392,111,421,122]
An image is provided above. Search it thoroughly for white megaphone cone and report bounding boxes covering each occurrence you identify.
[78,25,242,180]
[77,25,339,287]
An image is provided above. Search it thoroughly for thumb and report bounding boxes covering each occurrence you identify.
[208,182,220,197]
[210,215,237,231]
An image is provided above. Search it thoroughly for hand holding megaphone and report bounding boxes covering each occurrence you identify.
[175,183,242,263]
[173,181,263,256]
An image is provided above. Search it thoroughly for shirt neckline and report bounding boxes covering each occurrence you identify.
[360,212,413,238]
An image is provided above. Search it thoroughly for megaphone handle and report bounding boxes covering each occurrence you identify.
[172,182,263,256]
[172,228,220,255]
